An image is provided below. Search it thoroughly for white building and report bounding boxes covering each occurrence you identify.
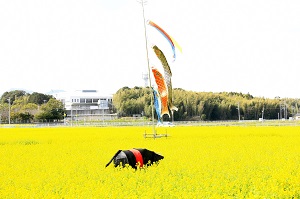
[294,113,300,120]
[54,90,116,121]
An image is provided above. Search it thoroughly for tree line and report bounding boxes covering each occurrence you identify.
[113,87,300,121]
[1,88,299,123]
[0,90,64,123]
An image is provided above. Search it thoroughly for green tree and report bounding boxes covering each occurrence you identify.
[113,86,151,117]
[112,86,300,121]
[11,112,33,123]
[28,92,52,105]
[0,90,27,104]
[35,98,64,122]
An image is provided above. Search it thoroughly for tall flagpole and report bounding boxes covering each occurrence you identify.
[137,0,156,137]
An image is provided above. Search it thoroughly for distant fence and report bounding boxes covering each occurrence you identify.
[1,119,300,128]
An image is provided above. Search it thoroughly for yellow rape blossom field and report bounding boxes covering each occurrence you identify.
[1,126,300,198]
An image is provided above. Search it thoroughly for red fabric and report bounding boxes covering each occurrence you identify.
[130,149,144,167]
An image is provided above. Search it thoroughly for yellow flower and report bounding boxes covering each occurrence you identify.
[1,126,300,198]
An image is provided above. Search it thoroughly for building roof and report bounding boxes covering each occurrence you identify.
[53,90,112,99]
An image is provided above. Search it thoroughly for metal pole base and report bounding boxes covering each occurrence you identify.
[143,129,169,139]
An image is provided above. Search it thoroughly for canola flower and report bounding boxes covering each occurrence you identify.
[1,126,300,198]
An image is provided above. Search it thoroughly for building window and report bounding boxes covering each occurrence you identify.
[86,99,92,103]
[72,99,79,103]
[92,99,100,103]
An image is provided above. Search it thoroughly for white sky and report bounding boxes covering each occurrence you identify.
[0,0,300,98]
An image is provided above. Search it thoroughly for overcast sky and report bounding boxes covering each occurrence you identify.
[1,0,299,98]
